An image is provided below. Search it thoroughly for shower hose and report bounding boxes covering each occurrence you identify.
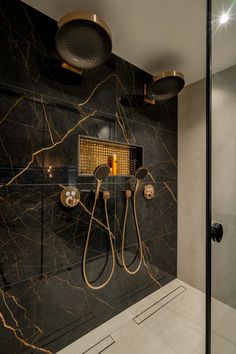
[121,180,143,274]
[82,180,115,290]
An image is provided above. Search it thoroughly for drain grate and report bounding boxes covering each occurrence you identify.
[133,286,187,324]
[82,335,115,354]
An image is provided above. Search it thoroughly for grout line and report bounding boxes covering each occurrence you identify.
[133,285,187,325]
[0,82,177,132]
[82,335,115,354]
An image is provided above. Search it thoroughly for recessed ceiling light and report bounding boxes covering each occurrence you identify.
[220,13,229,24]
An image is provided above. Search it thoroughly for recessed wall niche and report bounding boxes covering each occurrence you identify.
[78,135,143,176]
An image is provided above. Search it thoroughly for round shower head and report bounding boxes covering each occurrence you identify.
[56,12,112,70]
[135,167,148,181]
[94,164,110,181]
[146,71,185,101]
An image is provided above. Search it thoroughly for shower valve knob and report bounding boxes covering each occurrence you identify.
[60,186,80,208]
[144,184,155,199]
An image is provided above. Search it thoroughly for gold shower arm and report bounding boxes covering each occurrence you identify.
[61,62,84,75]
[143,84,156,105]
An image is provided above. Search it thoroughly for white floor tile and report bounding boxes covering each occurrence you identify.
[212,297,236,351]
[105,320,175,354]
[57,279,236,354]
[143,303,204,354]
[212,332,236,354]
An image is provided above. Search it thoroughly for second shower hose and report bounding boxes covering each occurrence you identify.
[83,165,148,289]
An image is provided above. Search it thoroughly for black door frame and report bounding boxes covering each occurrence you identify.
[206,0,212,353]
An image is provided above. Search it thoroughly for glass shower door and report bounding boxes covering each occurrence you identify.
[211,0,236,352]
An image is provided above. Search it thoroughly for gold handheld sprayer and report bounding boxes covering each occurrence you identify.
[121,167,148,274]
[82,164,116,289]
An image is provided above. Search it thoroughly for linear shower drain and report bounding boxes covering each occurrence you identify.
[133,285,187,324]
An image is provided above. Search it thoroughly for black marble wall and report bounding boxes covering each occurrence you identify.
[0,1,177,353]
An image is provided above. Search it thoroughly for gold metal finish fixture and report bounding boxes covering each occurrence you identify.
[58,11,112,38]
[144,70,185,103]
[152,70,184,83]
[60,186,80,208]
[121,167,148,275]
[143,84,155,105]
[83,165,115,290]
[79,137,140,176]
[144,184,155,200]
[56,11,112,70]
[124,189,132,198]
[61,62,84,75]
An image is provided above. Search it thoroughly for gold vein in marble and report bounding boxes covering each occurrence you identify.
[41,94,55,144]
[1,291,24,337]
[77,198,116,240]
[116,103,129,144]
[0,288,46,353]
[2,73,123,187]
[0,311,52,354]
[116,99,136,143]
[148,160,171,178]
[0,136,14,175]
[12,201,42,222]
[164,182,177,203]
[0,96,26,125]
[147,171,156,183]
[5,110,96,186]
[0,289,43,335]
[161,141,177,168]
[76,74,116,107]
[142,242,161,287]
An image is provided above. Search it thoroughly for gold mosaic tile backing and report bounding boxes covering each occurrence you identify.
[79,137,138,176]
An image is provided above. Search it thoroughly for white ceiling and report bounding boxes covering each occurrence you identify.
[21,0,236,86]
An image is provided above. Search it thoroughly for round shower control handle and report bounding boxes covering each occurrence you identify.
[60,186,80,208]
[144,184,155,200]
[211,223,223,243]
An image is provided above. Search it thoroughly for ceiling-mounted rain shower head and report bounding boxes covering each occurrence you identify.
[94,164,110,181]
[135,167,148,180]
[144,71,185,104]
[56,12,112,71]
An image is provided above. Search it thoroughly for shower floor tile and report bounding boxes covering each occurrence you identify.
[57,279,236,354]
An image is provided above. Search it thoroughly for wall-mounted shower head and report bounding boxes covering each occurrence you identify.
[135,167,148,181]
[144,71,185,104]
[94,164,110,181]
[56,11,112,71]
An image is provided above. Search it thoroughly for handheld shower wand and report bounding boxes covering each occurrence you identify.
[83,164,116,290]
[134,167,149,194]
[121,167,148,275]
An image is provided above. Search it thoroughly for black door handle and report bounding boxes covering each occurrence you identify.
[211,223,223,243]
